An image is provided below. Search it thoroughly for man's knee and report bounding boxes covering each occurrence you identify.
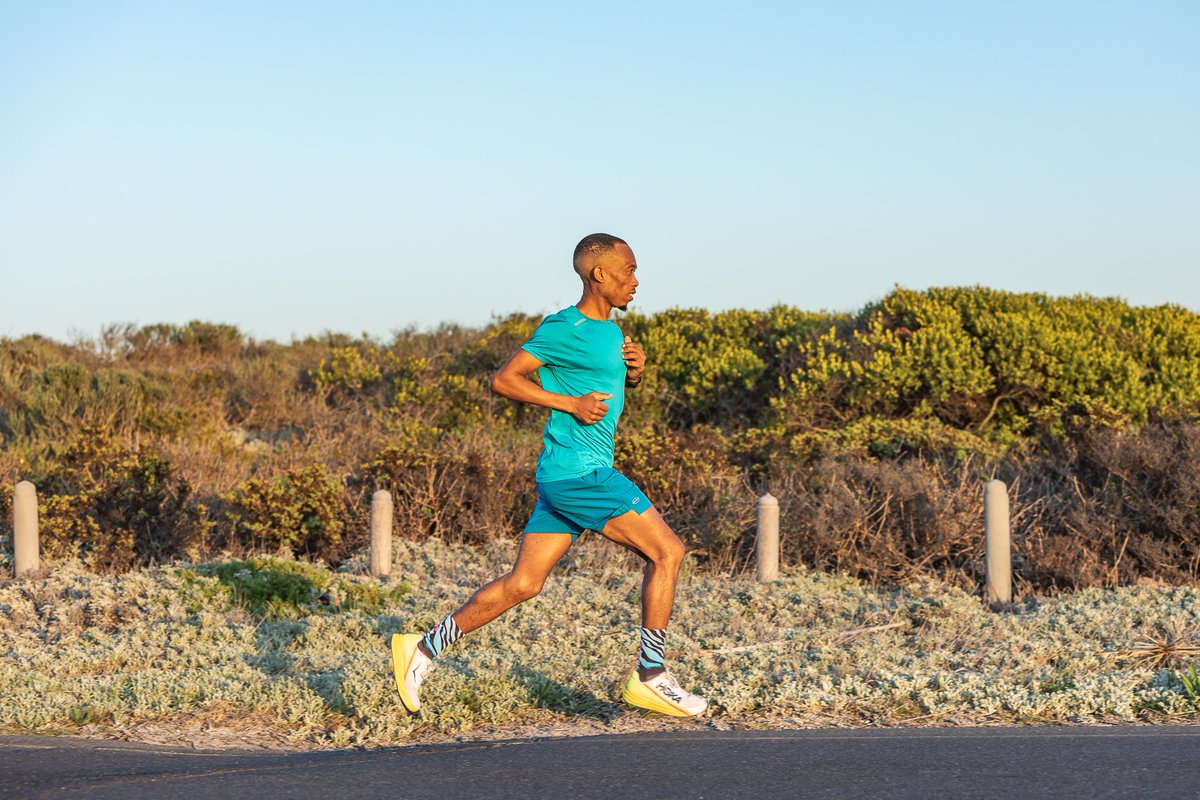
[504,573,544,602]
[653,532,686,569]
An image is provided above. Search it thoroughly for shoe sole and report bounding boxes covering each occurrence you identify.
[621,670,706,717]
[390,633,423,714]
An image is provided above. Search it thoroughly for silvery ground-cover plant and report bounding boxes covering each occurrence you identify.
[1,537,1197,749]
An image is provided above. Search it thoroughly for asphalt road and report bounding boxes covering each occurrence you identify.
[2,727,1198,800]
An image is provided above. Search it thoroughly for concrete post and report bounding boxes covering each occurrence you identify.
[984,479,1012,607]
[756,493,780,582]
[13,481,39,578]
[370,489,393,578]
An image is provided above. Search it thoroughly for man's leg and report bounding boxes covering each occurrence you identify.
[597,508,686,678]
[417,531,575,658]
[393,531,575,713]
[600,507,707,716]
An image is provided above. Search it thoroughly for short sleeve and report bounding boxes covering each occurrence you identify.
[521,315,577,367]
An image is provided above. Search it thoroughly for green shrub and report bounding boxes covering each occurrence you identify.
[772,286,1200,456]
[310,345,389,399]
[196,557,411,619]
[107,320,247,357]
[203,558,327,618]
[448,313,539,373]
[390,359,493,431]
[621,306,838,427]
[1,363,187,453]
[223,464,346,558]
[28,427,202,571]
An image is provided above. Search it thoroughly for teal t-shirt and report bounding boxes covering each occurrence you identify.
[521,305,627,482]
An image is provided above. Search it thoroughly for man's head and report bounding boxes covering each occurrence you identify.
[573,233,638,311]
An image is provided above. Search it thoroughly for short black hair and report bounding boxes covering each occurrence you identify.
[573,233,628,270]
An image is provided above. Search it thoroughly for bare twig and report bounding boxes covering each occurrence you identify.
[825,621,909,647]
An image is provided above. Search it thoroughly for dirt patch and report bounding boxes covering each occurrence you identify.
[78,705,302,751]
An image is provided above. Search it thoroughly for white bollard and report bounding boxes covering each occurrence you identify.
[984,479,1012,607]
[370,489,393,578]
[756,493,780,582]
[13,481,40,578]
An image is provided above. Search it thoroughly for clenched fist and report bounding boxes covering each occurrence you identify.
[621,335,645,382]
[571,391,613,424]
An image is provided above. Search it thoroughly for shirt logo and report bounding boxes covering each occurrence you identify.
[574,318,587,326]
[632,497,640,504]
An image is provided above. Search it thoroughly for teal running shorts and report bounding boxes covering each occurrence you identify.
[523,467,653,541]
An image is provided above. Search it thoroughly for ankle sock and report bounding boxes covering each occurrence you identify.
[421,613,464,658]
[638,627,666,674]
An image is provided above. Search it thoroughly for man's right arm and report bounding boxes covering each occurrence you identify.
[490,348,611,425]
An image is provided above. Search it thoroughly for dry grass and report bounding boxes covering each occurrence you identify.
[1111,629,1200,671]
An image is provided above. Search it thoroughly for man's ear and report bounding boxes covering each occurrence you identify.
[590,265,605,283]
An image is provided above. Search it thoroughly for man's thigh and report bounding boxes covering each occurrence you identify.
[596,507,681,561]
[511,531,575,579]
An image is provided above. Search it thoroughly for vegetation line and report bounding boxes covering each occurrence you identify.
[2,287,1200,589]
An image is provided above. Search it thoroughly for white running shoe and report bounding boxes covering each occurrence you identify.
[622,668,708,717]
[391,633,434,713]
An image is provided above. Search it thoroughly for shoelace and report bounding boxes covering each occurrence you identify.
[412,658,434,686]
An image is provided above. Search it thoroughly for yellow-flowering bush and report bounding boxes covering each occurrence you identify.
[773,286,1200,455]
[223,464,346,558]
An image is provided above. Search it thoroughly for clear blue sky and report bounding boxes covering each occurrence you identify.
[2,1,1197,343]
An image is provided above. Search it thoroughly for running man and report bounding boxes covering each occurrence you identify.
[390,233,707,717]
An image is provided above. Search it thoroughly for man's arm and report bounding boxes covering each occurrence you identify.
[490,348,612,424]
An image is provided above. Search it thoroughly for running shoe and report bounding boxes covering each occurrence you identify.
[390,633,434,713]
[622,669,708,717]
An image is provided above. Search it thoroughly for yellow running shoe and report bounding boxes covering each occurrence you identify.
[390,633,434,714]
[622,669,708,717]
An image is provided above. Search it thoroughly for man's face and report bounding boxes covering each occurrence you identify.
[601,243,639,312]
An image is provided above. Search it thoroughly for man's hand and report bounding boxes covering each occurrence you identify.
[622,336,645,384]
[571,392,613,424]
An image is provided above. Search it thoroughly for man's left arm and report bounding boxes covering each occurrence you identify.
[622,335,645,387]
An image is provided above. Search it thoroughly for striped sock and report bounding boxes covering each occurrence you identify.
[638,627,666,673]
[421,613,464,658]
